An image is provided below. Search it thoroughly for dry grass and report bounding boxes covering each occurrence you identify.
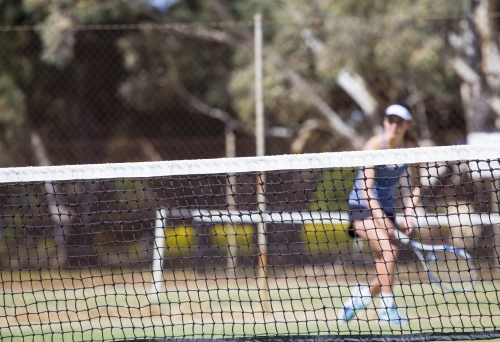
[0,265,499,341]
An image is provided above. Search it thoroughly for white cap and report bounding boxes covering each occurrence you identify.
[385,104,412,121]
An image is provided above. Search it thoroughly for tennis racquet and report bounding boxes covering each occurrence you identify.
[393,228,479,293]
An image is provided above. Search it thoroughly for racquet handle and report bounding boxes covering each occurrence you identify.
[393,229,411,245]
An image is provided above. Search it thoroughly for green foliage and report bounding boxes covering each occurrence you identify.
[71,1,137,24]
[117,28,234,113]
[0,0,485,167]
[22,0,49,23]
[39,8,75,69]
[227,0,465,140]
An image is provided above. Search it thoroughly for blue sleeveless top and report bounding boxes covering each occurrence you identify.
[347,136,408,213]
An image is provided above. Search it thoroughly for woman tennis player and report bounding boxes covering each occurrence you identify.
[339,103,421,325]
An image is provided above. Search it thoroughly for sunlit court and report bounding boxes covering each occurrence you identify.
[2,265,500,341]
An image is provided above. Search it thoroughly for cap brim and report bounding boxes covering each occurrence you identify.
[385,104,412,121]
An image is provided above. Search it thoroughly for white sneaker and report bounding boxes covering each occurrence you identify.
[339,296,366,322]
[377,307,408,325]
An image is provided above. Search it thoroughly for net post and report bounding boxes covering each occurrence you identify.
[150,208,166,302]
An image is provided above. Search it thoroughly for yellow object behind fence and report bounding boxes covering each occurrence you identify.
[302,222,351,253]
[162,222,352,256]
[210,224,255,255]
[164,226,196,256]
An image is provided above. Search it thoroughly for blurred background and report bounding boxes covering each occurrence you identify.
[2,0,500,269]
[0,0,498,168]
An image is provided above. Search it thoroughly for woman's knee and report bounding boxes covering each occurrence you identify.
[368,234,394,253]
[372,239,398,262]
[381,248,399,262]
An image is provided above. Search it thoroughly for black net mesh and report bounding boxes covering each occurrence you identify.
[1,156,500,341]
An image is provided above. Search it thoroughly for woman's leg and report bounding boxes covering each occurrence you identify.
[353,218,400,297]
[340,216,405,323]
[353,217,407,324]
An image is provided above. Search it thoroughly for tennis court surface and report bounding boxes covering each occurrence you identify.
[1,145,500,341]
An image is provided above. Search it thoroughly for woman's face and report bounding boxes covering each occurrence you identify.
[383,115,411,139]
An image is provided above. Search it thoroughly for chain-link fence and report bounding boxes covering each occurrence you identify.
[1,12,500,269]
[1,14,493,168]
[0,25,255,167]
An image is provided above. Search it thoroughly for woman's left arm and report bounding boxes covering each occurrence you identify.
[400,163,423,233]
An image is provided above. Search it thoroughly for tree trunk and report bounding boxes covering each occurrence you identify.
[337,68,380,119]
[449,1,500,268]
[168,7,367,150]
[30,131,71,268]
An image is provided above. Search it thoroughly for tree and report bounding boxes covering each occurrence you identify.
[227,0,468,149]
[450,0,500,132]
[0,0,152,267]
[1,0,499,267]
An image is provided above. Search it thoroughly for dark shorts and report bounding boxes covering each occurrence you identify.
[347,205,396,238]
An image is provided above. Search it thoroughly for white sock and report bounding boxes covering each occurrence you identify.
[351,285,372,307]
[380,292,395,309]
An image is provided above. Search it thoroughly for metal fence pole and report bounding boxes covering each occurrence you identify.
[254,12,269,311]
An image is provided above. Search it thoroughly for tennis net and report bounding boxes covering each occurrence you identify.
[1,144,500,341]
